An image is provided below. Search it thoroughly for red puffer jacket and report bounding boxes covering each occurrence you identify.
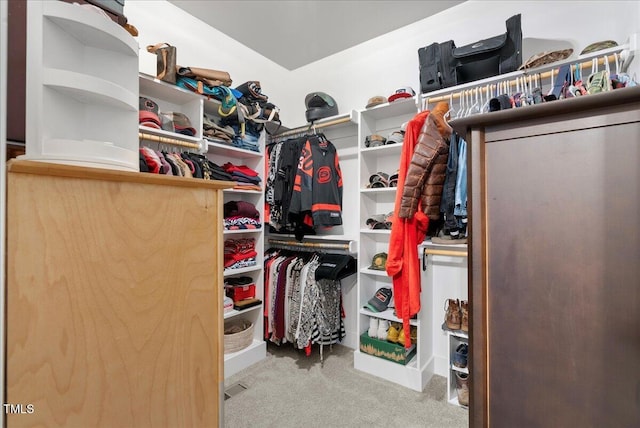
[398,102,452,219]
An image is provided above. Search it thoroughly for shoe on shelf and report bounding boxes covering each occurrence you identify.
[368,317,379,338]
[445,299,462,330]
[452,343,468,368]
[398,325,418,347]
[377,320,389,340]
[460,300,469,332]
[456,371,469,406]
[387,322,401,343]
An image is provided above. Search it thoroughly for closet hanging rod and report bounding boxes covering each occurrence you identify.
[423,248,468,258]
[424,52,624,105]
[272,116,352,139]
[139,132,202,150]
[268,237,357,254]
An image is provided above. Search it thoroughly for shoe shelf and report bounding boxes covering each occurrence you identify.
[355,95,434,392]
[359,308,419,326]
[447,331,469,408]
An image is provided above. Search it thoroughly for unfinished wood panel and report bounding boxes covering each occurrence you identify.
[6,161,227,427]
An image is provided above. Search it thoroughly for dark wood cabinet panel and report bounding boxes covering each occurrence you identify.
[453,86,640,428]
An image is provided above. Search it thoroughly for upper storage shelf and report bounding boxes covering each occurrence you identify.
[42,1,138,56]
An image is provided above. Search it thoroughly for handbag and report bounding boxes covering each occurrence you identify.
[419,14,522,93]
[177,66,233,87]
[146,43,177,84]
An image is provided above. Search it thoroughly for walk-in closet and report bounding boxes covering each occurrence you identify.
[2,1,639,427]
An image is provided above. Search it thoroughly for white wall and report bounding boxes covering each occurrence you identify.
[290,0,640,125]
[126,1,639,127]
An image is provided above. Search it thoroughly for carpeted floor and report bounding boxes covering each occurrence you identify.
[224,342,468,428]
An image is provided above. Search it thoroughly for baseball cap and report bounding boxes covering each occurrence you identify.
[139,96,161,128]
[580,40,617,55]
[386,131,404,145]
[367,172,389,188]
[518,48,573,70]
[365,287,392,312]
[365,95,387,109]
[369,252,388,270]
[364,134,386,148]
[164,112,197,136]
[388,87,416,102]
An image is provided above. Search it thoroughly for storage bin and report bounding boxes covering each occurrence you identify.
[224,320,254,354]
[359,332,416,365]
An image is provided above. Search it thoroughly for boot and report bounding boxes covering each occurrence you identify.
[445,299,461,330]
[460,300,469,332]
[455,371,469,406]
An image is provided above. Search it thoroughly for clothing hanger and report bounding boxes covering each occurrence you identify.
[445,92,455,119]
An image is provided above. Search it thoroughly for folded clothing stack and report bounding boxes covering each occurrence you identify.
[224,238,257,270]
[224,200,261,230]
[223,162,262,191]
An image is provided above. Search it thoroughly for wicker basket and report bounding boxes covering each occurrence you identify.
[224,320,254,354]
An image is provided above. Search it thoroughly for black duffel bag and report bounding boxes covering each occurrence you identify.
[419,14,522,94]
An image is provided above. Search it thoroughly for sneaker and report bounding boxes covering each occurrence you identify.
[460,300,469,332]
[377,320,389,340]
[455,372,469,406]
[452,343,468,368]
[368,317,379,338]
[445,299,462,330]
[398,326,418,347]
[387,322,401,343]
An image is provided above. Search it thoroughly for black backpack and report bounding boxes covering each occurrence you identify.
[419,14,522,94]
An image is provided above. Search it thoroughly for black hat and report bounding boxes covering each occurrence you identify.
[305,92,338,123]
[315,254,356,281]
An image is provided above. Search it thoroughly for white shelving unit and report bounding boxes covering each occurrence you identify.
[353,97,436,392]
[446,330,469,407]
[137,73,267,379]
[216,130,266,379]
[24,1,139,171]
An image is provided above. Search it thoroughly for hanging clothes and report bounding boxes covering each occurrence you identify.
[387,101,451,349]
[264,249,347,355]
[266,134,343,239]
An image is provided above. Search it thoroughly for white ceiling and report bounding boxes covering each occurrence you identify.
[167,1,465,70]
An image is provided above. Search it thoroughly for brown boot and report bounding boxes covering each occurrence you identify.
[460,300,469,332]
[445,299,461,330]
[455,371,469,406]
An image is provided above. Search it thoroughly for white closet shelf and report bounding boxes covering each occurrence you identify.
[359,267,390,277]
[224,265,262,277]
[31,138,138,171]
[359,307,419,326]
[450,365,469,375]
[223,188,263,195]
[139,125,201,143]
[223,229,263,235]
[361,97,419,120]
[360,229,391,235]
[44,68,137,111]
[224,304,261,320]
[224,340,267,378]
[139,73,201,105]
[43,1,138,56]
[361,144,403,155]
[206,141,262,159]
[360,188,397,194]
